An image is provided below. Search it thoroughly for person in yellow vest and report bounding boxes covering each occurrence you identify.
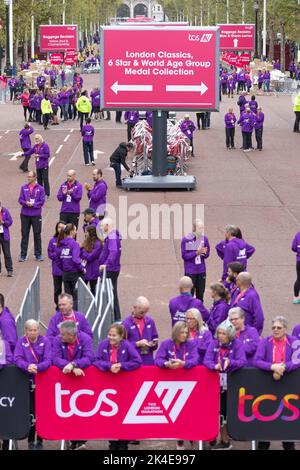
[76,90,92,130]
[41,95,53,130]
[293,91,300,133]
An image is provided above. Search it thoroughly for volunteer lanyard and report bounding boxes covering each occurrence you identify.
[28,184,35,196]
[62,312,77,323]
[272,337,287,363]
[67,337,79,361]
[233,289,248,306]
[134,318,145,337]
[218,346,229,366]
[26,337,39,363]
[173,344,186,361]
[110,345,119,364]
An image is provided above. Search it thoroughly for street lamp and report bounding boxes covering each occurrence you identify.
[4,0,11,75]
[254,0,259,59]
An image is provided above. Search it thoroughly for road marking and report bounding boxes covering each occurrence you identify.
[49,157,55,166]
[5,130,9,134]
[55,145,63,154]
[94,150,105,160]
[70,128,74,133]
[64,134,70,142]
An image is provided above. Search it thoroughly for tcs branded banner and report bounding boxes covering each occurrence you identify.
[40,25,78,52]
[218,24,255,51]
[36,366,219,440]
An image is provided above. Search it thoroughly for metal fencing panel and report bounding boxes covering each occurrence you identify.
[77,277,95,316]
[28,267,40,323]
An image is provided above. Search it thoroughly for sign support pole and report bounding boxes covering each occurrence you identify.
[152,110,167,177]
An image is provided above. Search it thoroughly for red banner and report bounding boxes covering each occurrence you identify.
[36,366,219,440]
[50,53,63,65]
[40,25,78,52]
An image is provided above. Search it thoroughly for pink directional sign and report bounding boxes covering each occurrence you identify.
[218,24,255,51]
[101,27,219,110]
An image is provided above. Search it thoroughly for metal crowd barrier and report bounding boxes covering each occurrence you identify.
[15,267,42,336]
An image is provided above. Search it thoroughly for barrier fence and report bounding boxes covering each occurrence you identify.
[15,267,41,337]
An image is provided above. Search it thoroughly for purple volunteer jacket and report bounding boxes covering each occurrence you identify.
[99,230,122,272]
[81,240,102,281]
[238,112,255,133]
[180,119,196,140]
[292,324,300,339]
[37,76,46,88]
[23,142,50,170]
[206,299,230,335]
[215,237,255,280]
[224,112,237,129]
[90,90,100,106]
[82,217,99,234]
[155,339,198,369]
[237,95,247,113]
[46,310,93,345]
[47,236,63,277]
[254,335,299,372]
[14,335,52,373]
[190,330,213,365]
[122,315,159,365]
[249,100,258,114]
[52,331,94,369]
[95,338,142,371]
[81,124,95,142]
[230,287,264,334]
[0,307,17,351]
[58,91,69,105]
[203,338,247,372]
[57,180,83,214]
[169,293,209,325]
[181,234,210,275]
[0,339,13,369]
[236,326,260,366]
[18,183,45,217]
[56,238,85,274]
[254,112,264,129]
[146,111,153,128]
[0,206,13,241]
[227,79,235,91]
[292,232,300,261]
[19,127,34,151]
[87,179,107,215]
[125,111,139,125]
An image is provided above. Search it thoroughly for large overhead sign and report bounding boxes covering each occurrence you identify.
[40,25,78,52]
[218,24,255,51]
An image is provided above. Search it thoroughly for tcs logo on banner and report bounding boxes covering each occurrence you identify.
[238,387,300,423]
[55,381,196,424]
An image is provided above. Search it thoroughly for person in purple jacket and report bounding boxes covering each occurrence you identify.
[224,107,237,150]
[273,59,281,71]
[23,134,50,197]
[216,225,255,281]
[248,95,258,114]
[125,110,140,141]
[49,91,59,126]
[225,261,244,297]
[56,225,85,308]
[221,70,228,95]
[58,86,69,121]
[254,107,264,151]
[36,74,46,91]
[57,169,83,228]
[35,91,43,125]
[81,225,102,295]
[237,91,247,114]
[0,202,13,276]
[229,307,259,365]
[99,218,122,321]
[180,114,196,157]
[257,70,264,90]
[169,276,209,326]
[84,168,107,219]
[262,69,270,93]
[181,219,210,302]
[52,320,94,451]
[18,171,45,262]
[14,319,51,450]
[19,123,34,172]
[0,334,13,368]
[237,69,246,94]
[0,293,18,351]
[90,87,100,120]
[230,272,264,334]
[186,308,212,365]
[122,296,159,365]
[254,316,299,450]
[227,75,235,98]
[82,208,99,234]
[81,117,95,166]
[95,323,142,451]
[46,293,93,346]
[204,283,230,335]
[204,319,246,450]
[238,107,255,151]
[48,221,65,308]
[292,323,300,338]
[291,230,300,304]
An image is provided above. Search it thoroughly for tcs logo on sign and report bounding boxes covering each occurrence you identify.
[238,387,300,423]
[188,33,213,42]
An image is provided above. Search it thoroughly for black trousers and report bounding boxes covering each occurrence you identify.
[225,128,235,148]
[255,128,263,149]
[28,382,42,445]
[42,113,50,129]
[257,441,295,451]
[23,106,29,121]
[0,234,13,272]
[294,261,300,297]
[10,87,16,101]
[59,212,80,229]
[35,109,42,124]
[79,112,89,130]
[116,111,122,122]
[186,272,206,302]
[20,215,42,258]
[237,81,245,93]
[53,275,63,308]
[83,141,94,164]
[85,279,97,296]
[37,167,50,197]
[127,122,135,141]
[107,271,121,321]
[294,111,300,132]
[63,271,81,309]
[242,132,252,150]
[196,113,206,130]
[19,147,31,172]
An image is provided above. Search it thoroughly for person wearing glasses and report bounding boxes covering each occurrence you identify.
[254,316,299,450]
[185,308,212,365]
[228,307,260,365]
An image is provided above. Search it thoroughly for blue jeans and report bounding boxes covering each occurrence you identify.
[83,141,94,164]
[111,163,122,186]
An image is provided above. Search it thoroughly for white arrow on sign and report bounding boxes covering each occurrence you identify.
[233,38,239,48]
[9,151,23,161]
[111,81,153,95]
[166,82,208,95]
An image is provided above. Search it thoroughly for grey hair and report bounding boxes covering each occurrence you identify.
[59,320,77,335]
[216,319,236,342]
[58,293,73,304]
[24,319,39,330]
[272,316,288,329]
[186,308,207,332]
[225,225,237,237]
[171,321,188,342]
[228,307,245,320]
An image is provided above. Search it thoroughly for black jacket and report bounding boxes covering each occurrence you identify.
[110,143,130,171]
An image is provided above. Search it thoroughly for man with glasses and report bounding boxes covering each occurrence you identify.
[228,307,260,365]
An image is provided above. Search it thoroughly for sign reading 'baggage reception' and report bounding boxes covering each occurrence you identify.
[36,366,220,440]
[218,24,255,51]
[40,25,78,52]
[101,26,219,111]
